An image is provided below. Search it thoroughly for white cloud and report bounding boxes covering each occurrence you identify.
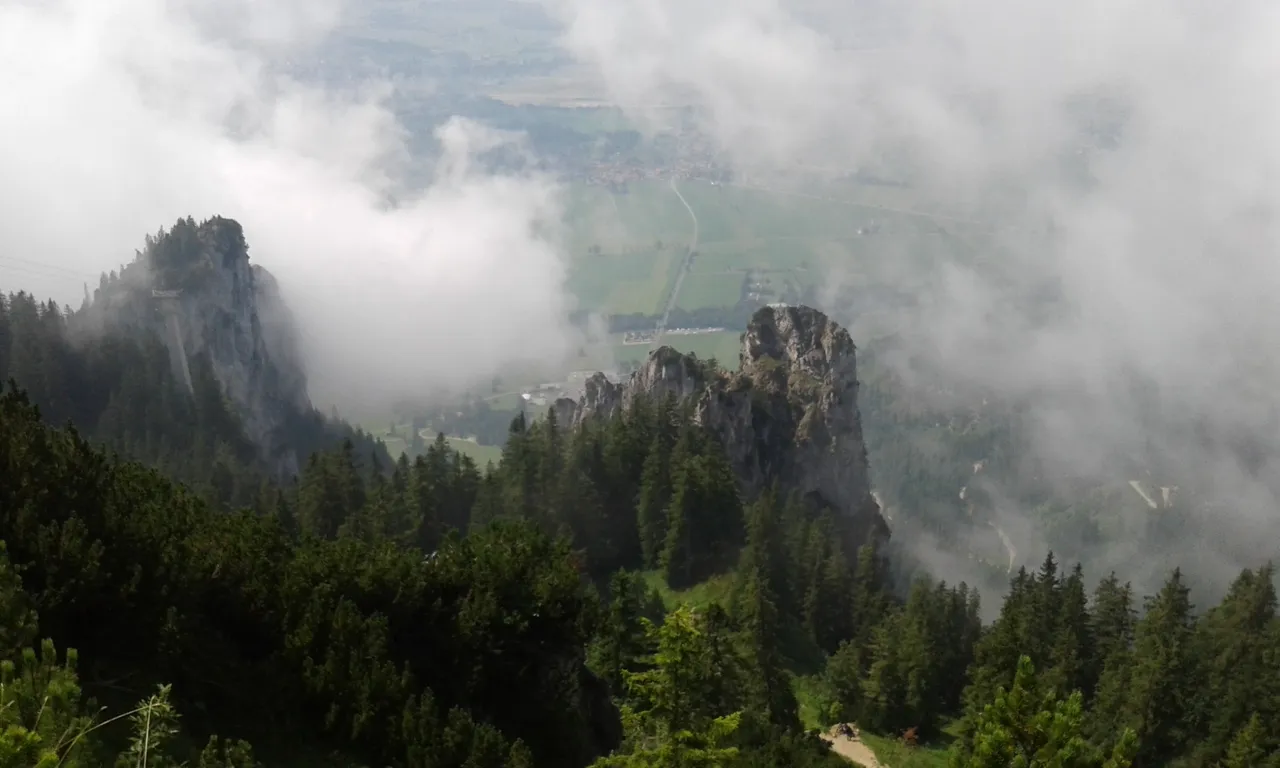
[0,0,577,410]
[542,0,1280,584]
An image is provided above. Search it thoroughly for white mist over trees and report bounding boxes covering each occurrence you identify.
[0,0,580,411]
[539,0,1280,592]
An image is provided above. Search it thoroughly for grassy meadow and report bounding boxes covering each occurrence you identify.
[563,176,968,320]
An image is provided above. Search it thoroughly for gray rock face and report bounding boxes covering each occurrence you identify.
[567,305,888,546]
[161,219,309,473]
[83,217,311,474]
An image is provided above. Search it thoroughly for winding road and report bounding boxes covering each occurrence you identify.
[651,178,700,349]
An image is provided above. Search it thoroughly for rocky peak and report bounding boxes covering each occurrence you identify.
[88,216,311,473]
[566,305,887,547]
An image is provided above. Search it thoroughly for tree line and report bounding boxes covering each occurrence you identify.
[4,261,1280,767]
[0,284,383,510]
[5,371,1279,766]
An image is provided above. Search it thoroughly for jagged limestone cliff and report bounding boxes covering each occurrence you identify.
[560,305,889,547]
[85,216,312,473]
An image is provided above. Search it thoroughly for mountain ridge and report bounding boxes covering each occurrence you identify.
[559,304,889,550]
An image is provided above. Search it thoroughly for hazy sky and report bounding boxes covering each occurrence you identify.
[541,0,1280,585]
[0,0,579,410]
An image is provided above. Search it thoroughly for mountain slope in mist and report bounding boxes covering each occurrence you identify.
[1,215,385,506]
[539,0,1280,596]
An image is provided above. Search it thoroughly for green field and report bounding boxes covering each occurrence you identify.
[652,332,742,367]
[674,271,743,310]
[566,249,676,315]
[564,181,700,315]
[565,181,696,256]
[446,437,504,467]
[639,569,735,612]
[356,418,504,466]
[564,177,968,318]
[860,725,956,768]
[569,330,744,373]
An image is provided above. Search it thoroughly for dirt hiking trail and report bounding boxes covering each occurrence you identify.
[822,724,884,767]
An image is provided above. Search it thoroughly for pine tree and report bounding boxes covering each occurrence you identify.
[0,293,10,382]
[0,542,37,660]
[297,453,342,539]
[825,639,865,726]
[1115,568,1196,766]
[598,606,744,768]
[809,540,853,653]
[934,582,983,714]
[1089,574,1136,687]
[848,538,892,663]
[0,641,97,767]
[1027,551,1063,666]
[637,434,673,568]
[951,656,1138,768]
[1086,573,1137,744]
[1218,714,1269,768]
[859,579,947,738]
[1046,563,1093,700]
[732,494,800,732]
[1187,565,1278,764]
[539,406,564,524]
[960,567,1035,741]
[590,570,657,695]
[500,412,540,524]
[731,492,787,624]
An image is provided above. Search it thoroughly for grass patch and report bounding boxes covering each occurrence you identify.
[565,185,632,255]
[658,331,743,369]
[569,330,744,374]
[567,249,676,315]
[485,392,526,410]
[673,272,744,310]
[445,437,504,467]
[689,245,815,275]
[597,331,743,372]
[381,436,409,458]
[561,177,992,320]
[565,181,693,252]
[612,181,698,243]
[792,674,834,732]
[858,721,959,768]
[639,569,735,612]
[678,182,882,243]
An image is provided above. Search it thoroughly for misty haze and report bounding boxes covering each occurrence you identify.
[1,0,1278,766]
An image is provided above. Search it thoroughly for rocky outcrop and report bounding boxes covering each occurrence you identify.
[85,216,311,474]
[566,305,888,546]
[159,218,310,473]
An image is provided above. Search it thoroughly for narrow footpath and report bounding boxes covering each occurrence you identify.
[822,725,883,768]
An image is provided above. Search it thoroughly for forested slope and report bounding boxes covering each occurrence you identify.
[0,218,385,509]
[4,371,1279,767]
[2,232,1278,767]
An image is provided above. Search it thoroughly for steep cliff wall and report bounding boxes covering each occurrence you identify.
[563,305,888,547]
[85,216,312,473]
[162,218,310,473]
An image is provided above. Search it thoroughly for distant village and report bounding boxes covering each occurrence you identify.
[621,326,726,345]
[519,369,617,408]
[578,157,731,189]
